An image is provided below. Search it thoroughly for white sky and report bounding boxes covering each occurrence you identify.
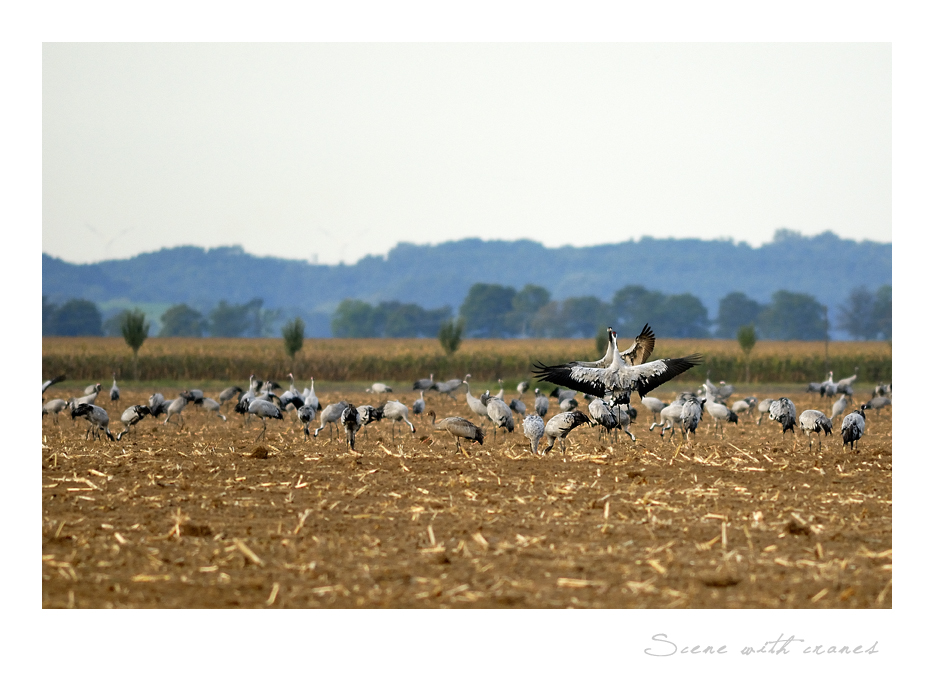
[42,41,891,265]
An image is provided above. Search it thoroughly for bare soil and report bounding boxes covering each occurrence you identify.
[42,385,891,609]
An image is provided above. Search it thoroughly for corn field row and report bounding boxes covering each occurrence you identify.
[42,337,892,385]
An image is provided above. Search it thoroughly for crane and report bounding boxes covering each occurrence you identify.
[367,383,393,394]
[115,405,152,441]
[486,397,515,440]
[463,378,492,422]
[768,397,797,440]
[71,403,115,441]
[542,411,590,454]
[533,328,702,406]
[522,413,545,455]
[427,410,484,455]
[42,374,66,395]
[702,383,739,437]
[412,391,426,419]
[109,373,120,402]
[841,407,866,451]
[314,401,349,440]
[534,389,549,417]
[248,399,283,441]
[42,399,69,424]
[799,409,833,451]
[679,395,704,444]
[341,404,362,453]
[377,401,415,440]
[412,374,435,391]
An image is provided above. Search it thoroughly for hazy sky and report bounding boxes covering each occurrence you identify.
[42,42,891,265]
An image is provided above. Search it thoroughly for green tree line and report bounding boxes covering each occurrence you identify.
[43,283,892,341]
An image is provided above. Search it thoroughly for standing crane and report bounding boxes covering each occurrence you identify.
[314,401,349,440]
[412,391,426,419]
[768,397,797,440]
[799,409,833,451]
[71,403,115,441]
[109,373,120,402]
[542,411,590,454]
[42,399,69,424]
[830,395,850,422]
[427,410,484,455]
[841,407,866,451]
[341,404,363,454]
[522,413,545,455]
[115,405,152,441]
[464,378,492,423]
[248,399,283,442]
[534,388,549,417]
[679,395,704,445]
[486,397,515,441]
[412,374,435,391]
[702,383,739,437]
[377,400,415,440]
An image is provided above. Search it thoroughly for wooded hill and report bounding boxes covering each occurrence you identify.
[42,229,891,338]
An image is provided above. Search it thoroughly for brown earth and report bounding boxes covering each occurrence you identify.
[42,384,891,609]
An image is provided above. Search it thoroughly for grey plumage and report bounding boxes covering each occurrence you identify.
[42,399,69,424]
[412,391,426,417]
[509,398,527,416]
[534,388,549,417]
[799,409,833,450]
[679,396,704,442]
[341,404,362,453]
[702,384,738,436]
[378,400,415,440]
[71,403,115,441]
[199,397,227,421]
[218,385,244,406]
[830,395,850,421]
[413,374,435,391]
[486,397,515,439]
[862,396,892,410]
[248,399,283,441]
[768,397,797,437]
[116,404,151,441]
[42,374,66,394]
[841,407,866,450]
[534,328,702,406]
[543,410,590,454]
[428,410,484,454]
[110,373,120,402]
[522,413,545,455]
[640,395,667,424]
[756,398,774,425]
[464,380,491,421]
[314,401,349,440]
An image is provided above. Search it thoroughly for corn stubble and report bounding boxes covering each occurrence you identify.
[42,384,891,609]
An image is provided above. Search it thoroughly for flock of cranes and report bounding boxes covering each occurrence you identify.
[42,325,890,457]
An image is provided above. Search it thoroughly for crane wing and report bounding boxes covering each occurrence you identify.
[619,324,655,366]
[630,354,704,397]
[532,362,613,398]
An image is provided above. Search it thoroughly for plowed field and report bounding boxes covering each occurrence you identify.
[41,385,891,609]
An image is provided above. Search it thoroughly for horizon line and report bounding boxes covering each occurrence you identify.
[43,229,892,267]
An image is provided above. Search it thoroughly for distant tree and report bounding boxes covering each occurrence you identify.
[737,324,756,383]
[654,293,710,338]
[529,301,564,338]
[873,285,892,340]
[459,283,517,338]
[42,296,58,336]
[48,299,103,336]
[160,304,206,337]
[611,285,666,337]
[715,292,763,339]
[438,318,464,355]
[380,302,452,338]
[102,310,130,337]
[757,291,826,340]
[507,284,551,336]
[331,300,377,338]
[837,286,877,340]
[282,317,305,365]
[208,298,265,337]
[121,309,149,380]
[560,296,610,338]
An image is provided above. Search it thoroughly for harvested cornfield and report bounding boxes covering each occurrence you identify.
[42,382,891,609]
[42,337,892,384]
